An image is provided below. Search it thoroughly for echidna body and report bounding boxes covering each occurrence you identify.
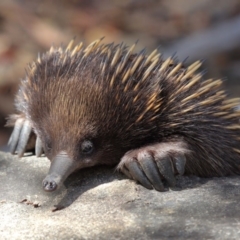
[7,39,240,192]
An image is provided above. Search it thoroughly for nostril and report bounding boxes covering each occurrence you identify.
[42,180,57,192]
[42,180,48,188]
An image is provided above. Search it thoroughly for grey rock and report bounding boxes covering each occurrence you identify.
[0,151,240,240]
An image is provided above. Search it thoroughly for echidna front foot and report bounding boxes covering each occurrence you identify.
[7,115,43,157]
[117,141,188,191]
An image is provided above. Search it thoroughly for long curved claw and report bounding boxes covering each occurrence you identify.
[127,161,153,190]
[35,136,44,157]
[16,120,32,157]
[8,118,25,154]
[173,155,186,175]
[138,152,164,191]
[156,156,176,187]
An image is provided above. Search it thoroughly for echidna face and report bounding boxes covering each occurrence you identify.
[40,137,102,192]
[34,117,116,192]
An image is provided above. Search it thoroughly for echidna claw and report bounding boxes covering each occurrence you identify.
[119,165,133,180]
[137,152,165,191]
[156,155,176,187]
[8,118,32,157]
[174,155,186,175]
[8,118,25,154]
[35,136,43,157]
[127,161,153,190]
[16,120,32,157]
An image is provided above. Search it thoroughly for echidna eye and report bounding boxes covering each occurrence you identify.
[81,140,94,155]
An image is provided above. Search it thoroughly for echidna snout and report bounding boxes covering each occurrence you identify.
[42,151,77,192]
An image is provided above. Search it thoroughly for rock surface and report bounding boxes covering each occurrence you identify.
[1,151,240,240]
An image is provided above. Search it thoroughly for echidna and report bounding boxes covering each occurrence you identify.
[7,38,240,192]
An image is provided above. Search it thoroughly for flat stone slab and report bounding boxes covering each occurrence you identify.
[1,151,240,240]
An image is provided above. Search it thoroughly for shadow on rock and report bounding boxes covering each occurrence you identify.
[53,165,126,210]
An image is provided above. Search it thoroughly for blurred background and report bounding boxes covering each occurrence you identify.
[0,0,240,151]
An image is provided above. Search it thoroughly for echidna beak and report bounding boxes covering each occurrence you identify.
[42,151,76,192]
